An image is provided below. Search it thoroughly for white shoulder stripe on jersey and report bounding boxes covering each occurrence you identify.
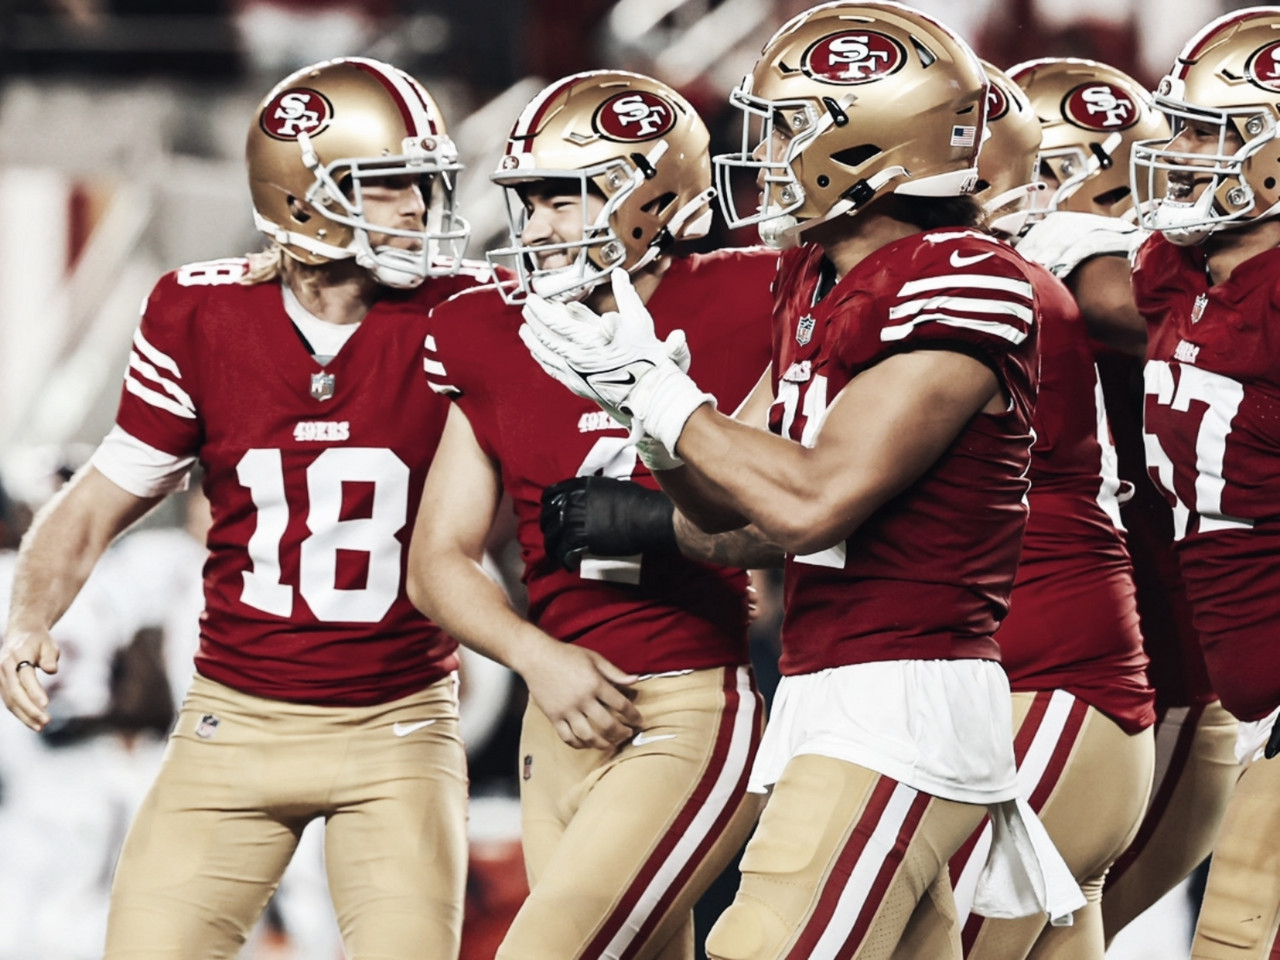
[896,274,1034,299]
[424,334,439,350]
[423,357,448,377]
[128,353,195,412]
[132,328,183,378]
[888,296,1033,323]
[124,373,197,419]
[427,380,459,396]
[880,313,1029,345]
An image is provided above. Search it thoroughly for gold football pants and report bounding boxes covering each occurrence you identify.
[104,672,468,960]
[499,665,763,960]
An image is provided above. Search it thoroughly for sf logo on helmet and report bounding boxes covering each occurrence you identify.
[261,88,334,141]
[1246,41,1280,92]
[803,30,906,85]
[987,82,1010,122]
[595,92,676,141]
[1064,83,1137,130]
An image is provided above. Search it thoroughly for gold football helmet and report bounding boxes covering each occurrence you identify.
[488,70,714,302]
[713,0,988,248]
[1009,57,1168,217]
[976,60,1043,235]
[246,56,469,288]
[1132,7,1280,244]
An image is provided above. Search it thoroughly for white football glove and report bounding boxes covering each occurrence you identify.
[520,269,715,454]
[1016,211,1147,279]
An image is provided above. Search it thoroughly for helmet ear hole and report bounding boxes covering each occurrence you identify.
[286,197,312,223]
[641,192,677,216]
[832,144,882,169]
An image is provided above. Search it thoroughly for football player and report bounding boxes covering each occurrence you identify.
[1129,8,1280,958]
[1008,57,1240,943]
[518,4,1084,958]
[406,71,772,960]
[0,57,484,959]
[945,62,1157,960]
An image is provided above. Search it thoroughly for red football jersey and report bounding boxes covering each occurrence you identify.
[768,230,1039,675]
[113,257,488,706]
[423,250,776,675]
[1134,235,1280,721]
[996,263,1154,734]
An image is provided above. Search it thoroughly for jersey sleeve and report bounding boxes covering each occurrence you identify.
[112,269,212,460]
[421,288,510,462]
[422,288,489,399]
[873,240,1035,361]
[825,236,1036,407]
[90,425,195,498]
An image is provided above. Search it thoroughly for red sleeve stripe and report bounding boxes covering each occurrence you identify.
[584,665,762,960]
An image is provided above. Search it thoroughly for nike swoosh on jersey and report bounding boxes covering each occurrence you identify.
[631,731,678,747]
[949,250,995,268]
[392,719,438,737]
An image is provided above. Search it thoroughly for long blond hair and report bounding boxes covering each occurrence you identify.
[240,244,288,285]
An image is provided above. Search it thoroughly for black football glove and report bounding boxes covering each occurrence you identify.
[540,476,678,572]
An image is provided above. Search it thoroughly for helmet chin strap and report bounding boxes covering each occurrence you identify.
[356,245,427,289]
[760,165,910,249]
[984,182,1047,238]
[530,262,604,302]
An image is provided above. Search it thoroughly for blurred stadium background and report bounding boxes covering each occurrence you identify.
[0,0,1249,957]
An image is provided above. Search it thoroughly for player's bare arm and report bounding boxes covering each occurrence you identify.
[654,365,775,534]
[672,513,784,568]
[524,269,1002,554]
[408,404,641,749]
[1,466,161,730]
[673,349,1001,554]
[1065,255,1146,357]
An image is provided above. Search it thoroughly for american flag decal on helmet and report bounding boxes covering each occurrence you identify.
[950,125,977,147]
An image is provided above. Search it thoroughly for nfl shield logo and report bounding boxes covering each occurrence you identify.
[1191,293,1208,324]
[310,372,335,401]
[796,315,816,346]
[195,713,221,739]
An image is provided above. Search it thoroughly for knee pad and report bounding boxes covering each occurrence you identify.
[705,897,777,960]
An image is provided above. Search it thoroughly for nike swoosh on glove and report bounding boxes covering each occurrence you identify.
[520,269,715,453]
